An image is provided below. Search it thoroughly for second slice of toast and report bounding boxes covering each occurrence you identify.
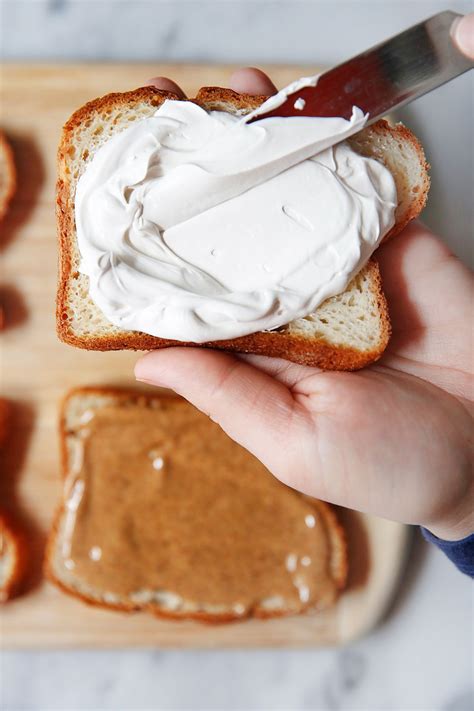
[45,388,347,622]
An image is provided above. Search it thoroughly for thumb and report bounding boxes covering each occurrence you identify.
[452,13,474,60]
[134,347,305,477]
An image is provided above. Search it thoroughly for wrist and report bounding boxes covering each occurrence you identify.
[424,509,474,542]
[423,451,474,541]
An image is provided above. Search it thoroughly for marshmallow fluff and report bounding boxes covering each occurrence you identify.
[75,77,397,342]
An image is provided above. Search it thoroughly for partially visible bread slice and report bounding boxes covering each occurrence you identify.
[0,400,26,603]
[45,387,347,622]
[0,129,16,221]
[0,397,9,446]
[56,87,429,368]
[0,512,26,603]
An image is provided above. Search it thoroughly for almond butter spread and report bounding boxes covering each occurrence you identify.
[57,395,341,615]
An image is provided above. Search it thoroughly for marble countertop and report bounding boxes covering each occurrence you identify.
[1,1,473,709]
[3,537,472,710]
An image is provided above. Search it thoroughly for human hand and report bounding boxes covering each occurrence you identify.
[136,67,473,542]
[452,12,474,59]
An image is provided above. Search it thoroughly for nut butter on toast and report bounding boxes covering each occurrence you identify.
[45,388,347,622]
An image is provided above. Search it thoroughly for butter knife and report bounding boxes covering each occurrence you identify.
[248,10,473,124]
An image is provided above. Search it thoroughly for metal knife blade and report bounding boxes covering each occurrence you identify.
[248,11,473,124]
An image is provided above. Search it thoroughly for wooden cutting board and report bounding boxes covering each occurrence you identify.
[0,64,410,648]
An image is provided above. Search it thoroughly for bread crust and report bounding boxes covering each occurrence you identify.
[0,396,9,447]
[56,86,428,367]
[45,386,347,623]
[348,119,430,242]
[0,129,16,222]
[0,511,27,603]
[0,399,27,603]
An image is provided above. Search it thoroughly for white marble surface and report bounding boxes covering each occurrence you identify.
[2,537,473,710]
[1,1,473,709]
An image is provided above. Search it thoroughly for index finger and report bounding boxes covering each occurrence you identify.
[229,67,278,95]
[146,76,187,98]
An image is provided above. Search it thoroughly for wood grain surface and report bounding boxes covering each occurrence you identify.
[0,64,409,648]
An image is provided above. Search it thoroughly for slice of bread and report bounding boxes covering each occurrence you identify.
[0,400,26,603]
[0,396,9,446]
[0,512,26,603]
[56,87,429,369]
[0,129,16,222]
[45,387,347,623]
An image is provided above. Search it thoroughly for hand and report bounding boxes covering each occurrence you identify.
[452,12,474,59]
[136,67,473,542]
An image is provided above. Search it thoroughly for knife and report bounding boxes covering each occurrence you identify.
[247,10,473,124]
[155,11,472,230]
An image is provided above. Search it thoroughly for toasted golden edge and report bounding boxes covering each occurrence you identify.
[0,399,27,603]
[44,386,347,622]
[0,511,27,603]
[0,397,9,447]
[56,85,428,366]
[348,120,430,243]
[0,129,16,221]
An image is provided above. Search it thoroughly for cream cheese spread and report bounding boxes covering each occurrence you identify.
[75,76,397,342]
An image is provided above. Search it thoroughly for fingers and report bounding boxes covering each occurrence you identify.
[146,76,187,98]
[375,221,451,340]
[229,67,278,96]
[452,13,474,59]
[146,67,277,99]
[135,347,304,474]
[376,221,451,297]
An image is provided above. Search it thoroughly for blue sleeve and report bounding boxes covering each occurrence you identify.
[421,528,474,577]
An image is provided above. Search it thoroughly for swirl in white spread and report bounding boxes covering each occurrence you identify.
[75,76,397,342]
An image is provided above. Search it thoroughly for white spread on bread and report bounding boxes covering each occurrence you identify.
[75,76,397,342]
[248,74,318,116]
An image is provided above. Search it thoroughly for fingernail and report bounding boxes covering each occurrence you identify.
[135,376,156,385]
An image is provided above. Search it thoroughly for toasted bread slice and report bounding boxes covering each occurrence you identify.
[45,387,347,622]
[0,400,26,603]
[0,129,16,222]
[0,512,26,603]
[0,396,9,446]
[56,87,429,368]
